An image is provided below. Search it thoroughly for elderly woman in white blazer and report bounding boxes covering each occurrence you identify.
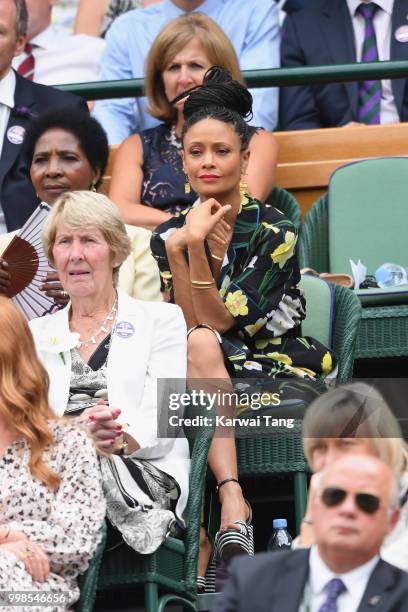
[29,190,189,554]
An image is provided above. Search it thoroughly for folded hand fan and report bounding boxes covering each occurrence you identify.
[2,202,57,320]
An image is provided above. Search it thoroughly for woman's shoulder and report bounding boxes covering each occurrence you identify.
[118,288,182,318]
[29,306,68,335]
[129,295,184,323]
[139,123,170,145]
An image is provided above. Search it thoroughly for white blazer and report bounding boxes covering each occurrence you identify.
[29,289,190,518]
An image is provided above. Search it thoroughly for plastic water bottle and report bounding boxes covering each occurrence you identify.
[267,519,292,551]
[375,263,408,288]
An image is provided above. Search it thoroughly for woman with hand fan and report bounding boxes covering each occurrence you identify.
[0,108,161,319]
[0,109,107,311]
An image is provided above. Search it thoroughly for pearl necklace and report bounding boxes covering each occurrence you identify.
[76,298,118,349]
[169,124,182,150]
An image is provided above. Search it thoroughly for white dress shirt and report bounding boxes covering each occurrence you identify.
[299,545,380,612]
[12,25,105,86]
[0,69,16,235]
[347,0,399,123]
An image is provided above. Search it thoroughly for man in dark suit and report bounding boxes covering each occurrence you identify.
[280,0,408,130]
[0,0,87,234]
[214,455,408,612]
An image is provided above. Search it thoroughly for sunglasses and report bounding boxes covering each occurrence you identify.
[321,486,381,514]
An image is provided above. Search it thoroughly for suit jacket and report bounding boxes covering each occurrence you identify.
[28,289,190,518]
[0,71,88,232]
[279,0,408,129]
[213,549,408,612]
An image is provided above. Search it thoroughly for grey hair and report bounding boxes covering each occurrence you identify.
[14,0,28,37]
[42,191,131,288]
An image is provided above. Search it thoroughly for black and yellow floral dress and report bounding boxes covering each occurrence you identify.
[151,194,336,383]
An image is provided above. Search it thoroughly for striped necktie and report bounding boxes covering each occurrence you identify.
[318,578,346,612]
[357,2,381,124]
[17,43,35,81]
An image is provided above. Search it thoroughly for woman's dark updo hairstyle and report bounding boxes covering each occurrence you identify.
[177,66,253,150]
[22,108,109,189]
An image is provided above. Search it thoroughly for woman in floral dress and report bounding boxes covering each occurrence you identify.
[0,298,105,611]
[151,66,336,588]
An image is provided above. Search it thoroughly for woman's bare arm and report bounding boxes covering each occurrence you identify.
[246,130,279,202]
[187,239,236,333]
[74,0,108,36]
[109,134,173,230]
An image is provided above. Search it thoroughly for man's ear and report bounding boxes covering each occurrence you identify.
[14,33,27,58]
[387,506,400,534]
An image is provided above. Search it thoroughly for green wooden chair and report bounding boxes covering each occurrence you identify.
[266,186,301,230]
[234,275,361,535]
[299,157,408,359]
[206,274,361,551]
[96,430,213,612]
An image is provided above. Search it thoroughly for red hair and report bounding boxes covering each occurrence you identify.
[0,298,60,489]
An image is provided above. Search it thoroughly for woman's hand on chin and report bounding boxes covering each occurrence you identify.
[82,400,123,453]
[186,199,231,244]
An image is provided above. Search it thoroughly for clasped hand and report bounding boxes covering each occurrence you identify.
[0,530,49,582]
[166,199,232,251]
[82,400,123,452]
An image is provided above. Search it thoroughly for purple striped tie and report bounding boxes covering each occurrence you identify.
[357,2,381,124]
[318,578,346,612]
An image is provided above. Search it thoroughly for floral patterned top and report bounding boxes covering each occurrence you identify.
[151,195,336,382]
[0,421,105,609]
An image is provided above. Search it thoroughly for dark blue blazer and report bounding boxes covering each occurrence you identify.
[279,0,408,130]
[281,0,315,13]
[213,549,408,612]
[0,72,88,231]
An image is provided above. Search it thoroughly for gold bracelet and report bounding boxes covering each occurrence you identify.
[191,284,215,289]
[211,252,223,261]
[191,279,215,287]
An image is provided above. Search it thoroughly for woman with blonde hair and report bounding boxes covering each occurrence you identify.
[298,382,408,571]
[109,12,278,230]
[29,190,190,556]
[0,297,105,608]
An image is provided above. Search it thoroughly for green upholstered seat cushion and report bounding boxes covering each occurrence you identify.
[328,158,408,276]
[300,274,333,348]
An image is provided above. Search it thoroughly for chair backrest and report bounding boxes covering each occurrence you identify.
[266,186,301,230]
[273,123,408,218]
[299,274,333,349]
[328,157,408,275]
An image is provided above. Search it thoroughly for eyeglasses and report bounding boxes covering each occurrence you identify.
[321,486,381,514]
